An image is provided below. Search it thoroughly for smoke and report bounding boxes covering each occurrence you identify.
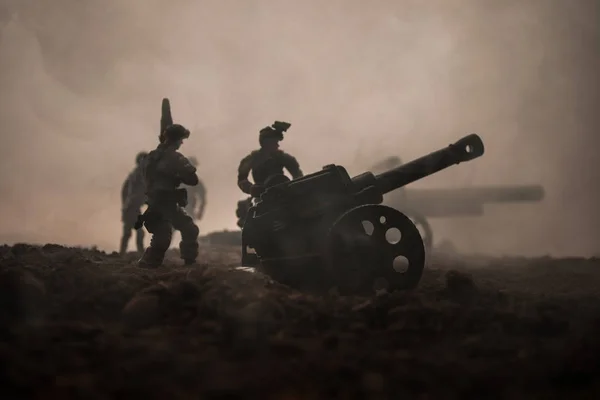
[0,0,598,256]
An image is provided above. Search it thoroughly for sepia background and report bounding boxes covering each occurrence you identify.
[0,0,598,257]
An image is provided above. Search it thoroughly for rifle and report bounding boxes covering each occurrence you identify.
[159,98,174,142]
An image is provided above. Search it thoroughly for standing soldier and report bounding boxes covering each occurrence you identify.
[236,121,303,226]
[182,156,207,223]
[135,123,201,267]
[120,151,148,255]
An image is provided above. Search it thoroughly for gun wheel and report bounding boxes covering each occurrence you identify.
[403,211,433,254]
[326,204,426,295]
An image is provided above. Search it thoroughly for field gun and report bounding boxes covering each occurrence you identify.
[372,161,545,252]
[241,134,485,295]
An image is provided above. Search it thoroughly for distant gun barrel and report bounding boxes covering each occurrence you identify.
[457,185,545,203]
[391,185,545,218]
[369,134,485,195]
[370,156,403,173]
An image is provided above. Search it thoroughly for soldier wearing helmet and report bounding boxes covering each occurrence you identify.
[182,156,207,222]
[236,121,303,227]
[135,123,201,267]
[120,151,148,255]
[237,121,303,197]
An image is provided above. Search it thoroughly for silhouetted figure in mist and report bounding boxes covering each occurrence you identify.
[120,151,148,255]
[135,124,200,267]
[182,156,207,225]
[235,121,303,227]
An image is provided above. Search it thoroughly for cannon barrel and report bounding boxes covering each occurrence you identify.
[396,185,545,217]
[453,185,545,203]
[369,134,485,195]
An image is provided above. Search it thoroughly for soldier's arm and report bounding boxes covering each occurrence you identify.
[173,153,199,186]
[196,180,207,204]
[237,154,254,194]
[196,180,207,216]
[122,171,139,205]
[121,177,129,205]
[282,152,304,179]
[123,175,138,209]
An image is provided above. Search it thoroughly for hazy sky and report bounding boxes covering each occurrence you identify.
[0,0,598,256]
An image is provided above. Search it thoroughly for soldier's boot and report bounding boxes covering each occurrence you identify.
[137,247,166,268]
[179,223,200,265]
[137,226,172,268]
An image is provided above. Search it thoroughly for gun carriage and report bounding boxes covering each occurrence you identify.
[241,134,485,295]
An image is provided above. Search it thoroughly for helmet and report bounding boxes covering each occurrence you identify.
[135,151,148,164]
[188,156,198,166]
[258,127,282,146]
[160,124,190,143]
[258,121,290,147]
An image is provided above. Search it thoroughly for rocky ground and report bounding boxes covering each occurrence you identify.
[1,243,600,399]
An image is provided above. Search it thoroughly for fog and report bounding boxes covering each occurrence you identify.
[0,0,598,257]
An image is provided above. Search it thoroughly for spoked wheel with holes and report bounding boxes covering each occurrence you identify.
[325,204,426,295]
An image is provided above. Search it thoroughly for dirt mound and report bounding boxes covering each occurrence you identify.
[1,243,600,398]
